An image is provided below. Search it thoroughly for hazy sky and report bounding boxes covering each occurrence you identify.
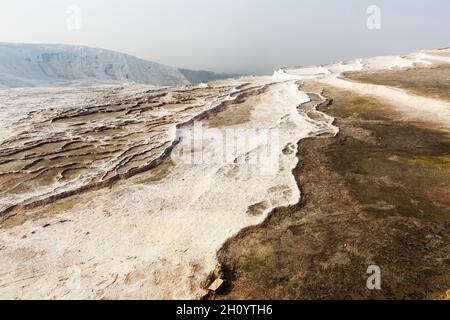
[1,0,449,74]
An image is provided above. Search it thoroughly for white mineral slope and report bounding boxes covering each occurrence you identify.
[281,48,450,128]
[318,75,450,127]
[414,51,450,64]
[0,79,338,299]
[0,84,156,144]
[0,48,448,300]
[0,83,240,214]
[0,43,190,87]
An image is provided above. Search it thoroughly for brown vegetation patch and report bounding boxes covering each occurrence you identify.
[214,84,450,300]
[343,64,450,101]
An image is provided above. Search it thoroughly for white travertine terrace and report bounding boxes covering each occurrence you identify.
[282,49,450,128]
[0,48,449,299]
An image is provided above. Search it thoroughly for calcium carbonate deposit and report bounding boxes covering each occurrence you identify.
[0,49,449,299]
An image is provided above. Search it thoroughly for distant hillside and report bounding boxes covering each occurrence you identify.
[0,43,239,88]
[178,68,242,84]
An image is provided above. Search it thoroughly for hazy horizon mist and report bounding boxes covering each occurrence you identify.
[1,0,449,74]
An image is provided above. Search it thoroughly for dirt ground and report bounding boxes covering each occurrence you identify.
[343,64,450,102]
[213,83,450,300]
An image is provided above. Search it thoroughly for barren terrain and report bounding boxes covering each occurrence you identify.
[0,49,449,300]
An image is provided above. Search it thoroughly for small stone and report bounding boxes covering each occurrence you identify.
[208,278,224,292]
